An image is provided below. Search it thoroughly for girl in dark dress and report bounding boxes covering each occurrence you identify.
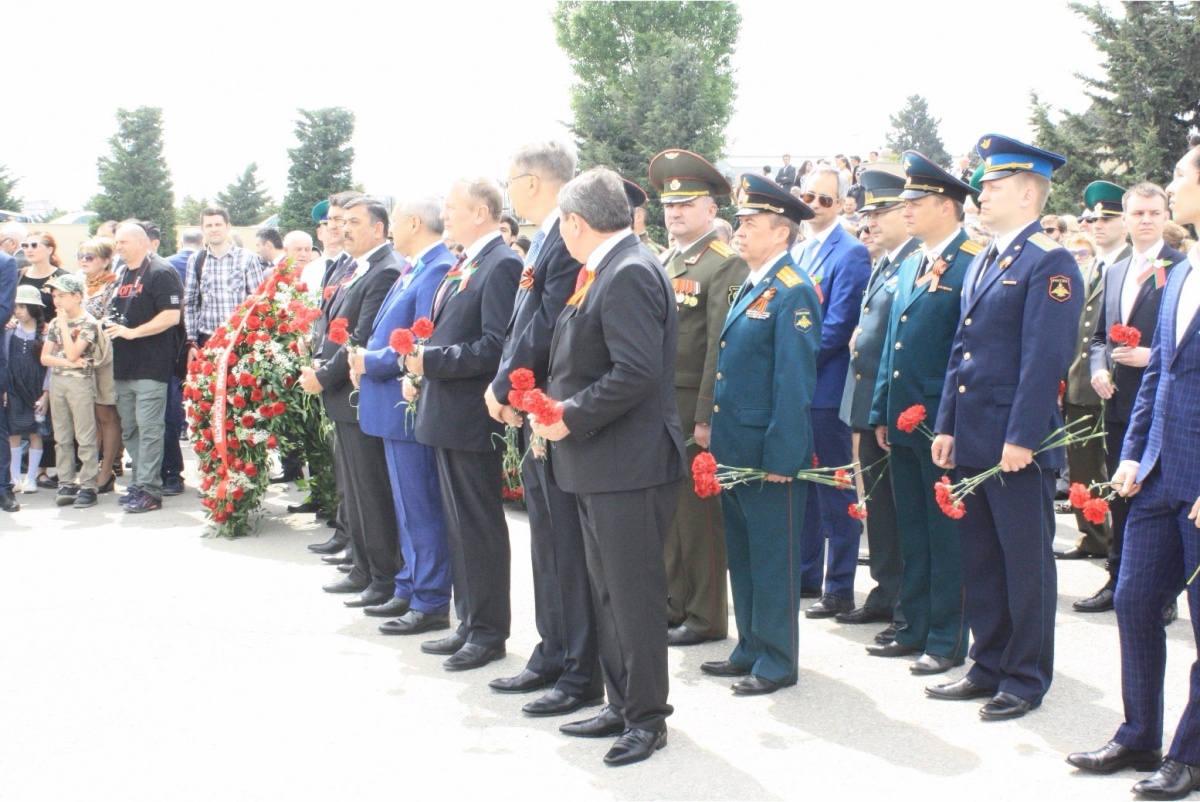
[16,231,65,488]
[4,286,48,494]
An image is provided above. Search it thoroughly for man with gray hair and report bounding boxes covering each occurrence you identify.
[484,141,604,716]
[531,167,685,767]
[0,221,30,268]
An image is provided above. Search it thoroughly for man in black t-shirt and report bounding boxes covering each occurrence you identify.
[106,223,184,513]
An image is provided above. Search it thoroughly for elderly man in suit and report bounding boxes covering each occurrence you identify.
[347,197,456,631]
[650,148,748,648]
[926,135,1082,720]
[1066,143,1200,801]
[1079,182,1188,617]
[532,167,685,767]
[867,151,980,676]
[0,222,30,268]
[702,173,821,696]
[406,178,522,672]
[0,244,18,512]
[795,164,872,618]
[837,165,919,638]
[483,141,603,716]
[299,197,403,608]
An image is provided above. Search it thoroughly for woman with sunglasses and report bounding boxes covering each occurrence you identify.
[78,238,122,492]
[15,232,66,489]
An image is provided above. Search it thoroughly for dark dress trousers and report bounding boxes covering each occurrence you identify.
[546,232,685,733]
[663,231,748,639]
[711,254,822,684]
[415,234,522,649]
[0,252,16,497]
[1112,254,1200,763]
[838,236,920,617]
[935,223,1082,703]
[314,245,403,594]
[490,218,600,696]
[870,231,978,659]
[1090,245,1186,581]
[360,243,456,612]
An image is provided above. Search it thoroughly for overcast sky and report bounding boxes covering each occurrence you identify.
[3,0,1111,214]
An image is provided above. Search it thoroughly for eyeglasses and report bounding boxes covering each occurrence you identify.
[501,173,533,190]
[1069,249,1094,259]
[800,192,836,209]
[77,253,98,262]
[21,242,42,250]
[1042,228,1060,235]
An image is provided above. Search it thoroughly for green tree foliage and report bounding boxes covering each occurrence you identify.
[552,1,740,237]
[278,108,355,236]
[0,165,22,211]
[91,107,177,253]
[176,196,209,228]
[1031,2,1200,213]
[885,95,952,168]
[216,163,275,226]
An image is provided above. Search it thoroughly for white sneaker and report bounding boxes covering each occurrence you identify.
[22,479,37,494]
[11,478,23,494]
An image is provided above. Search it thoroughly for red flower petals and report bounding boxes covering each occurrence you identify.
[896,404,927,434]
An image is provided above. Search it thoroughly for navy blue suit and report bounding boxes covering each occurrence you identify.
[0,250,17,497]
[1113,251,1200,762]
[490,218,600,697]
[360,243,455,613]
[711,253,822,683]
[797,223,871,599]
[935,221,1082,702]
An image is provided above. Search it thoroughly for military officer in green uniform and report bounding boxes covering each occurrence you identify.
[650,149,749,646]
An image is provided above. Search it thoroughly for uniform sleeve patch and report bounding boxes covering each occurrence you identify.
[776,266,801,287]
[727,285,741,306]
[1029,232,1062,251]
[1049,275,1072,302]
[795,308,814,332]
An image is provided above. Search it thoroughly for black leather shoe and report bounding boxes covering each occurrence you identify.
[866,641,920,657]
[667,624,717,646]
[979,691,1040,720]
[322,578,368,594]
[344,588,393,608]
[379,610,450,635]
[1067,740,1163,774]
[308,535,349,555]
[604,727,667,766]
[700,660,751,677]
[420,632,467,655]
[270,470,303,484]
[926,677,997,701]
[0,492,19,513]
[1132,758,1200,799]
[321,551,353,565]
[876,623,899,644]
[805,594,855,619]
[1074,587,1115,613]
[732,675,789,695]
[288,499,320,514]
[489,668,552,694]
[336,564,352,573]
[835,606,892,625]
[523,688,605,717]
[1055,547,1104,560]
[1163,600,1179,627]
[559,706,625,738]
[443,643,505,672]
[364,596,410,617]
[911,654,965,675]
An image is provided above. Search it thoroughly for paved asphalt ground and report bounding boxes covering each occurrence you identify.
[1,456,1196,801]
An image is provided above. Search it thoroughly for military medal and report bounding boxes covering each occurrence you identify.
[672,278,700,307]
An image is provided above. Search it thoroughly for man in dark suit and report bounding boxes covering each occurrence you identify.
[406,178,522,672]
[348,197,456,631]
[795,165,872,617]
[298,197,402,608]
[0,245,18,512]
[703,173,821,696]
[837,165,918,638]
[483,142,602,715]
[1066,144,1200,800]
[867,151,980,676]
[927,135,1081,719]
[650,148,748,647]
[776,154,798,192]
[1080,182,1187,616]
[532,167,684,767]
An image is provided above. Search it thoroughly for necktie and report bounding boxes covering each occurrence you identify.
[799,238,820,272]
[433,253,468,314]
[329,259,358,307]
[734,278,753,305]
[1088,259,1104,293]
[567,264,593,305]
[525,228,547,268]
[973,243,998,292]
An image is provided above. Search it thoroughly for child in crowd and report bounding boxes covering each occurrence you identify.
[4,285,48,493]
[40,274,102,509]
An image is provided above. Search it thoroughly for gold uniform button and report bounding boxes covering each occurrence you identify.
[713,405,719,412]
[900,315,908,322]
[964,318,972,326]
[863,307,870,314]
[716,372,722,380]
[852,350,859,358]
[1082,336,1089,343]
[720,340,726,348]
[958,385,966,393]
[895,342,902,350]
[893,370,900,378]
[964,352,971,360]
[1087,305,1093,312]
[855,373,862,380]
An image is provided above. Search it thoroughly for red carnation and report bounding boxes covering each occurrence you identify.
[691,452,721,498]
[323,286,335,300]
[510,368,536,393]
[283,375,295,388]
[1082,497,1110,525]
[521,389,563,425]
[1059,380,1066,397]
[390,328,415,354]
[411,317,435,340]
[201,362,215,376]
[272,401,287,416]
[812,455,819,468]
[896,404,927,434]
[231,395,246,409]
[1068,482,1092,509]
[848,502,868,520]
[239,373,254,387]
[232,487,245,501]
[244,464,258,478]
[267,435,278,449]
[259,404,274,418]
[263,317,276,329]
[241,414,255,428]
[329,318,350,344]
[1111,323,1142,348]
[834,469,852,486]
[250,389,263,402]
[246,315,262,330]
[277,323,290,335]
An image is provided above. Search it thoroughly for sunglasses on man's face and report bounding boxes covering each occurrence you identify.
[800,191,836,209]
[1042,228,1060,235]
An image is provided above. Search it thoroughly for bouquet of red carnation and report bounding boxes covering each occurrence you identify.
[507,373,564,458]
[690,451,869,502]
[1109,323,1142,348]
[392,317,435,425]
[1067,481,1113,524]
[896,404,936,440]
[496,368,537,487]
[329,317,351,345]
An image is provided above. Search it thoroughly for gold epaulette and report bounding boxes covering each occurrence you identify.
[776,266,802,287]
[960,239,983,256]
[1028,232,1062,251]
[707,239,737,258]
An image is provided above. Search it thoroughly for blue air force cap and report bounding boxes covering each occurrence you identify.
[976,134,1066,182]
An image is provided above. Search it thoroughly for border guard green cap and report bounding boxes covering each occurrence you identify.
[649,149,732,204]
